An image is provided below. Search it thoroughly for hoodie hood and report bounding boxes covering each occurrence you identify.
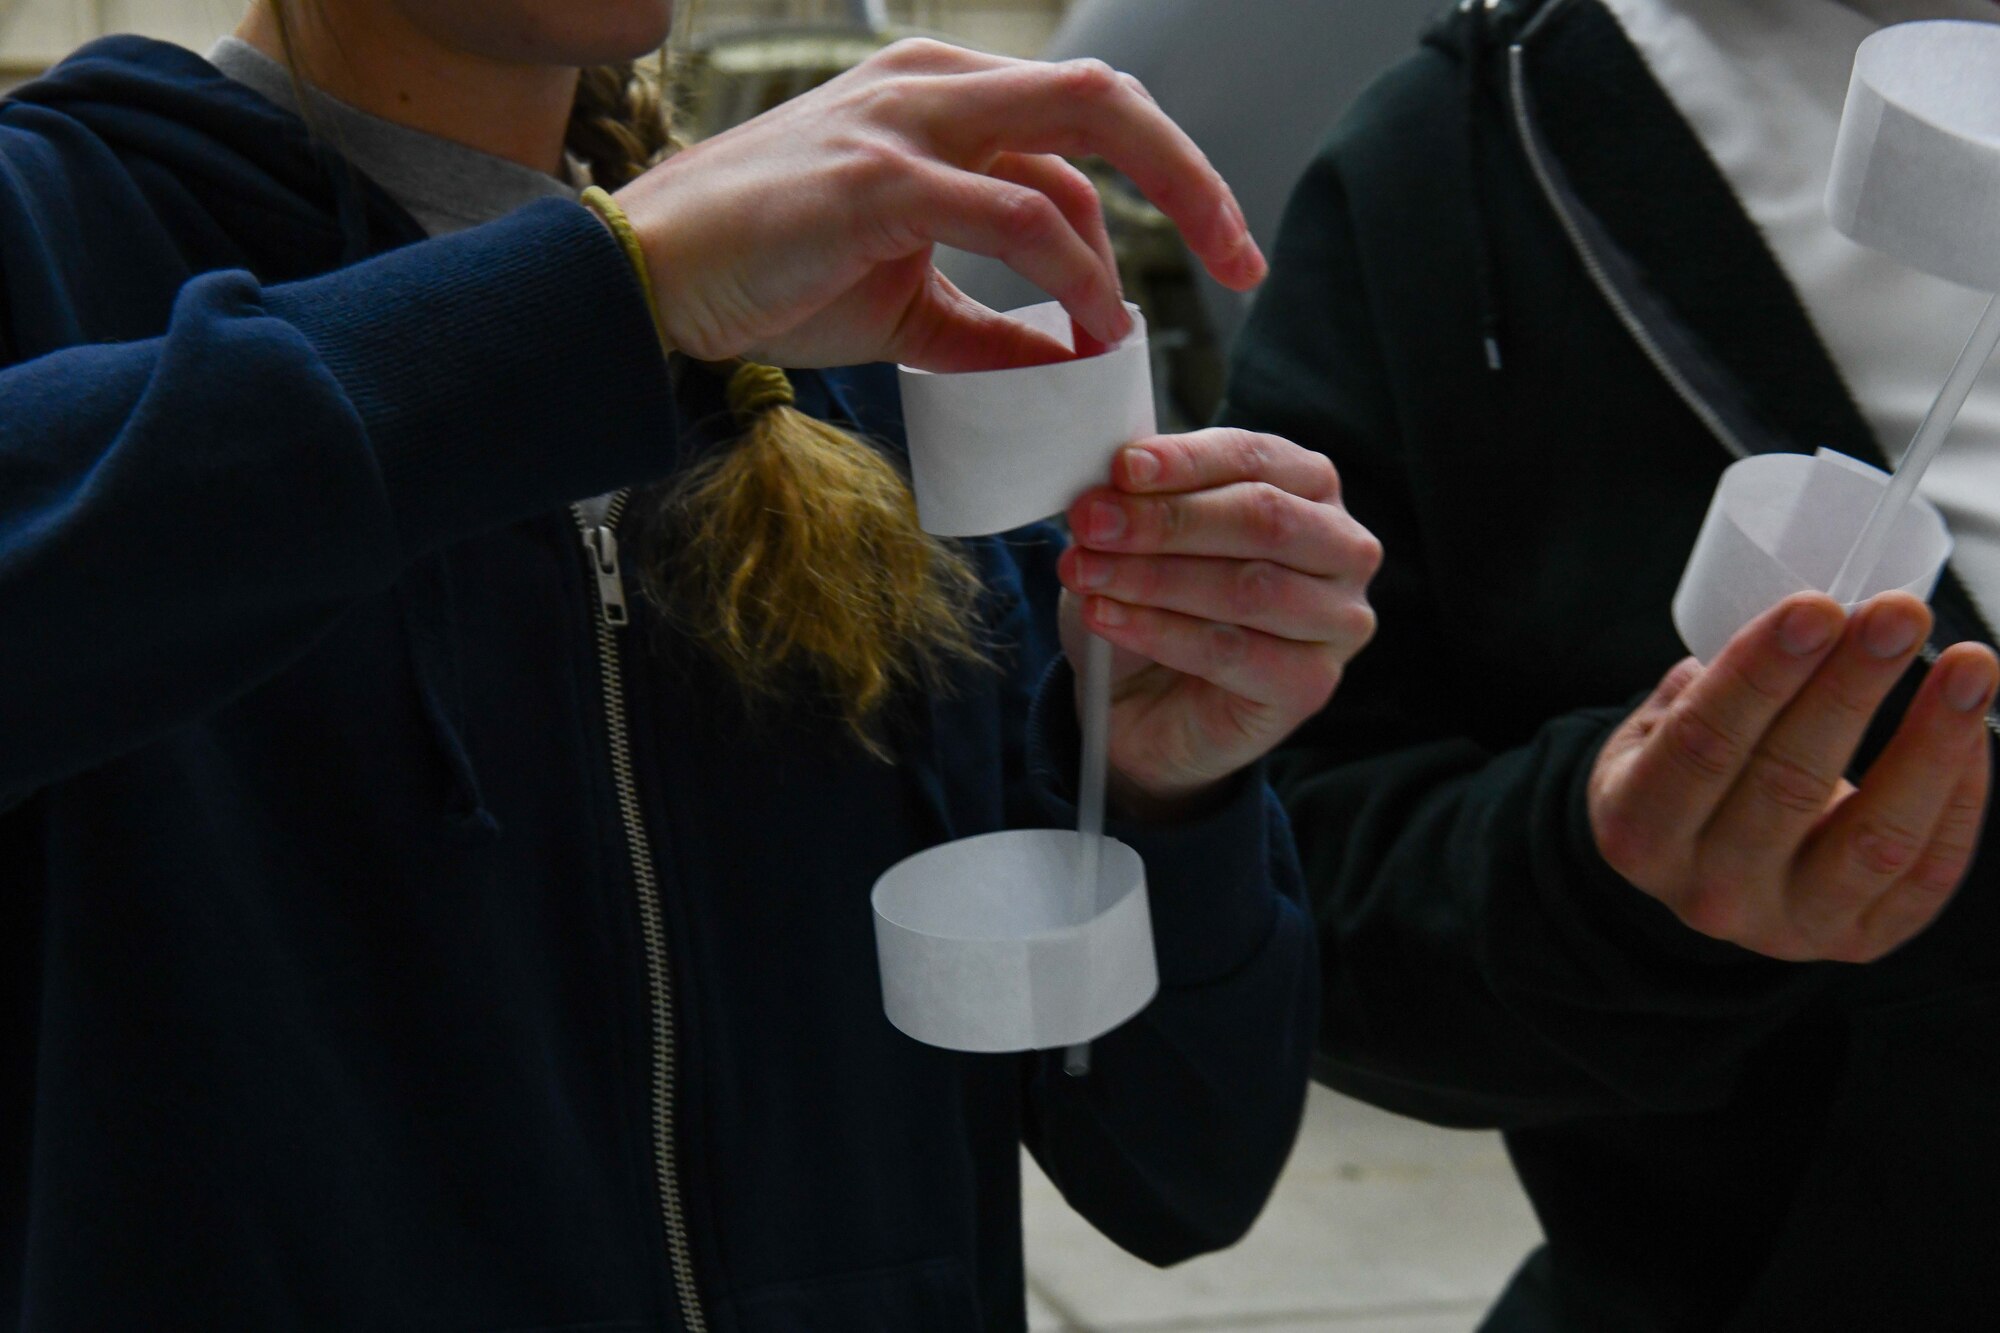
[0,35,419,350]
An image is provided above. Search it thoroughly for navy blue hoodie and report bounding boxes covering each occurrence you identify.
[0,37,1315,1333]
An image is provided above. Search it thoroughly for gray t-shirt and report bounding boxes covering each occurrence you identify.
[206,35,578,237]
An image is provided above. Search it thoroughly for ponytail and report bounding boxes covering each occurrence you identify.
[272,6,985,752]
[646,363,987,757]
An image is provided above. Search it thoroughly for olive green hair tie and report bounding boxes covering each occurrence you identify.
[579,185,673,358]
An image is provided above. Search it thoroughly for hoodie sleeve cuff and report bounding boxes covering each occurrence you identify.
[1024,656,1284,988]
[264,199,680,555]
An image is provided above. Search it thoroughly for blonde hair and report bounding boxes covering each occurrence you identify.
[651,364,987,756]
[272,3,986,754]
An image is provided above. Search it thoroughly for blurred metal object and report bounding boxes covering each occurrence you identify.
[676,0,909,139]
[675,23,894,137]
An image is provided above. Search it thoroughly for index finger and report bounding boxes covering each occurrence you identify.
[1617,594,1846,837]
[1112,429,1341,502]
[917,61,1266,290]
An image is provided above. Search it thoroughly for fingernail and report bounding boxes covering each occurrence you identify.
[1087,500,1127,544]
[1943,657,1995,713]
[1092,597,1128,627]
[1075,552,1111,590]
[1778,603,1837,656]
[1124,447,1161,487]
[1863,606,1922,660]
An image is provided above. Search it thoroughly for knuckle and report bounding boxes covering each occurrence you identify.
[1817,672,1881,721]
[1229,560,1282,619]
[1312,451,1343,499]
[1205,622,1249,672]
[1745,748,1837,816]
[877,36,953,69]
[834,133,907,192]
[1850,817,1927,877]
[1246,483,1295,550]
[1338,600,1379,650]
[1059,58,1122,101]
[995,191,1060,250]
[1721,655,1796,709]
[1118,70,1154,102]
[1666,705,1741,779]
[1231,430,1274,477]
[1910,851,1969,898]
[1348,529,1385,581]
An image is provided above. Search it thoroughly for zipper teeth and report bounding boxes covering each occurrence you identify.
[1505,44,1752,462]
[575,494,708,1332]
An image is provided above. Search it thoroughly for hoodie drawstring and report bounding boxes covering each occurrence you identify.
[323,156,498,838]
[1463,0,1508,372]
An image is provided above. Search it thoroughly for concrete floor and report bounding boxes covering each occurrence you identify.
[1022,1085,1543,1333]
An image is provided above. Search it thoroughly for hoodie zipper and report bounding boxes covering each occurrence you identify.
[1504,41,1753,461]
[574,492,708,1332]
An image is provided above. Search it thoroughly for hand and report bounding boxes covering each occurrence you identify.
[611,39,1264,371]
[1590,591,1998,963]
[1055,429,1381,816]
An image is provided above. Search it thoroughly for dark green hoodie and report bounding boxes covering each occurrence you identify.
[1224,0,2000,1327]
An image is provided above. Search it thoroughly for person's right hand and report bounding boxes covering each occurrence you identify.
[1589,592,1998,963]
[610,38,1264,372]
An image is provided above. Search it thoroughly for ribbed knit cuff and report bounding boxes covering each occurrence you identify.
[266,199,679,555]
[1025,656,1283,988]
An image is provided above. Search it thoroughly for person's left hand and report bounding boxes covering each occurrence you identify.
[1055,428,1381,817]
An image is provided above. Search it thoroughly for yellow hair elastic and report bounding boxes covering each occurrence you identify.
[579,185,673,358]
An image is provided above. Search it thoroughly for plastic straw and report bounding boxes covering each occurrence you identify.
[1828,291,2000,603]
[1063,630,1114,1077]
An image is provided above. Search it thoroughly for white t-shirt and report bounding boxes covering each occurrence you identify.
[1596,0,2000,629]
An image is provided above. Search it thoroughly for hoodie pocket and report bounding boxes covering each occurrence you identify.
[730,1256,980,1332]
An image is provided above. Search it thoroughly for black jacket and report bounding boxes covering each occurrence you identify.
[1223,0,2000,1328]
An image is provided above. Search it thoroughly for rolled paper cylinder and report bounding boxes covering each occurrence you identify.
[898,301,1153,537]
[872,830,1158,1052]
[1826,20,2000,290]
[1673,449,1952,663]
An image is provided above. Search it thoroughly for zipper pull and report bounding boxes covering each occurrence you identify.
[584,525,630,628]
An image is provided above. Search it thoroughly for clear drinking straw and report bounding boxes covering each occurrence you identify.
[1064,316,1119,1078]
[1064,630,1114,1077]
[1828,291,2000,603]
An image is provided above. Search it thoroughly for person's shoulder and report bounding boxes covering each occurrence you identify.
[1316,0,1573,171]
